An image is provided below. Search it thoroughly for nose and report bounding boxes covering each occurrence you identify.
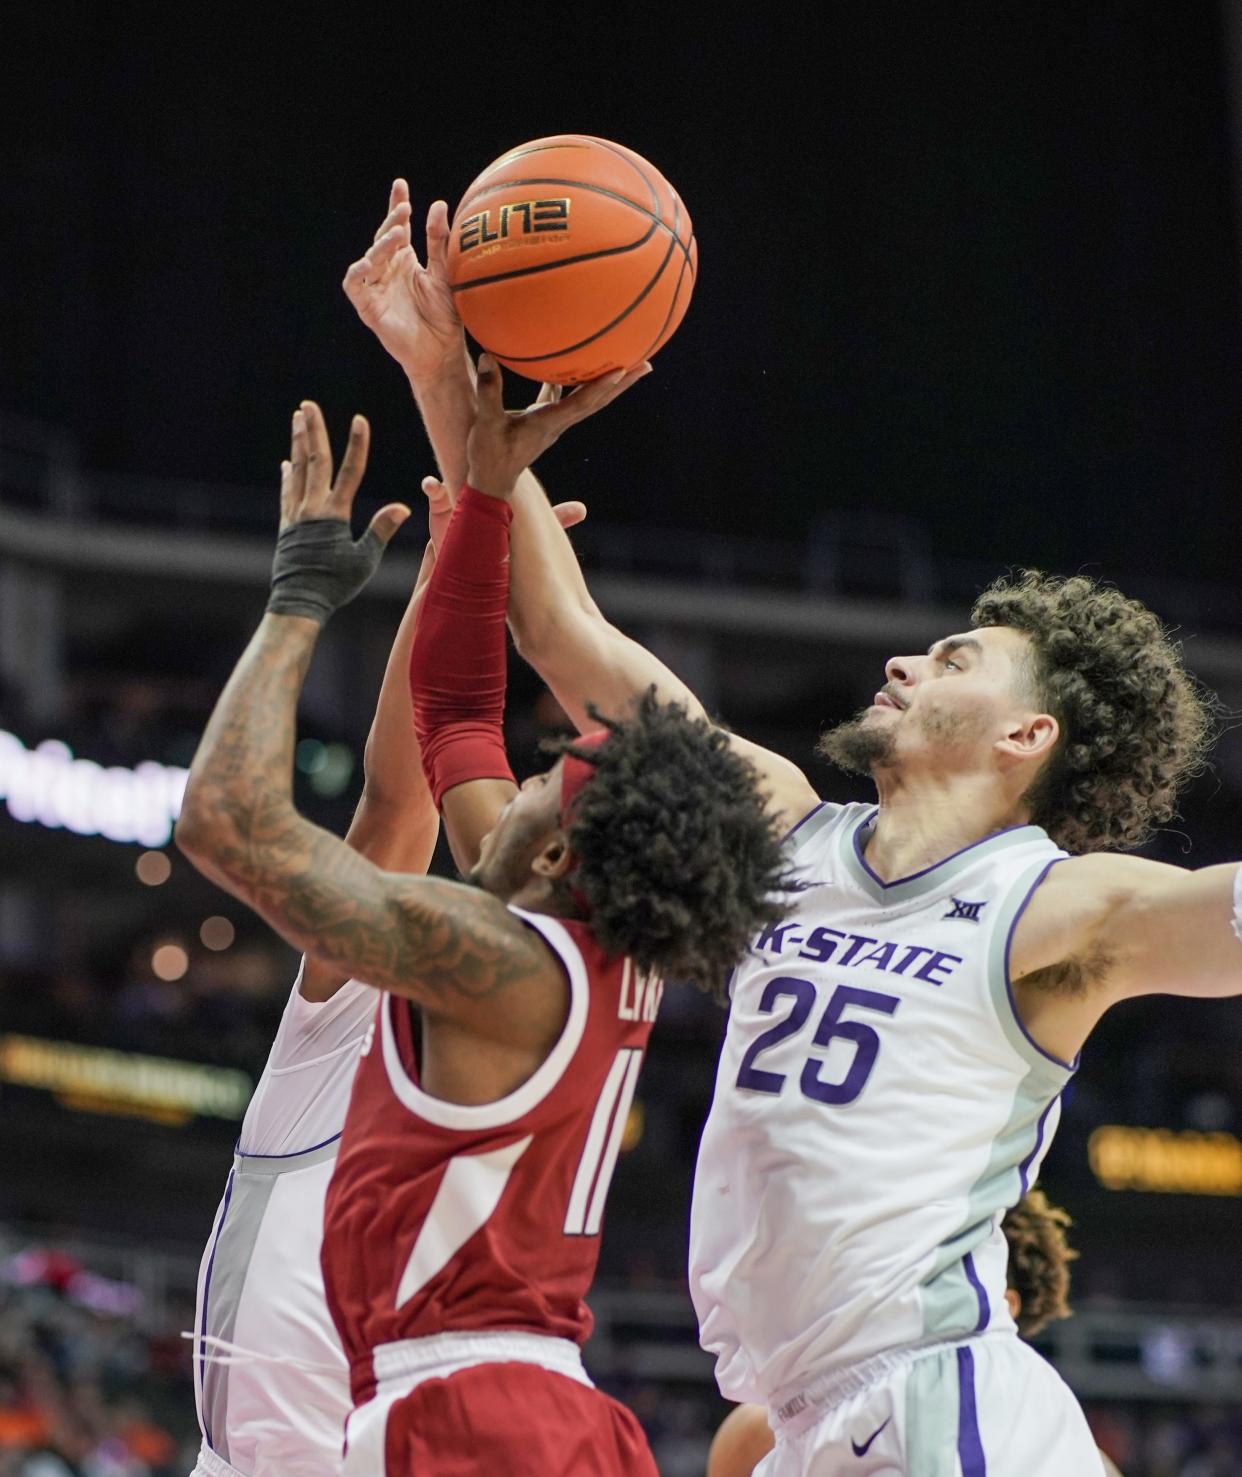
[884,655,918,690]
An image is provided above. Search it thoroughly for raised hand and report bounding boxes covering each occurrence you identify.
[342,179,462,383]
[268,402,410,625]
[465,355,651,500]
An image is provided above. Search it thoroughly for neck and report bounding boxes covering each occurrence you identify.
[504,875,579,920]
[863,766,1032,882]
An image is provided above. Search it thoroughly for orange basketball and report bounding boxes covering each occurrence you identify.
[446,135,697,385]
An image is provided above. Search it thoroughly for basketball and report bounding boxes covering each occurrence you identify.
[445,135,697,385]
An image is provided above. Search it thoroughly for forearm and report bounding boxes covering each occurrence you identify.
[408,345,475,495]
[359,542,438,818]
[508,472,705,729]
[409,488,515,792]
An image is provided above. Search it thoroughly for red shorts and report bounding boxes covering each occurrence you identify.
[347,1361,658,1476]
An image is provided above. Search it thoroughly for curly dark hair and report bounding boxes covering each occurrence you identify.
[971,570,1214,853]
[1002,1187,1077,1338]
[546,690,790,998]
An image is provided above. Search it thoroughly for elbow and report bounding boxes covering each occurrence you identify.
[173,803,212,862]
[511,596,603,667]
[174,791,240,870]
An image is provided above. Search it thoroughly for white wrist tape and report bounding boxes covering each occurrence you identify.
[1233,865,1242,945]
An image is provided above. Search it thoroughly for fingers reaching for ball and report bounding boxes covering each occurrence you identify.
[424,200,451,277]
[466,355,652,500]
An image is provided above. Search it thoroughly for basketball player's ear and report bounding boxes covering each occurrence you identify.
[997,712,1059,765]
[531,836,574,881]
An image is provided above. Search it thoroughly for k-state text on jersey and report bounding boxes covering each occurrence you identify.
[754,920,964,987]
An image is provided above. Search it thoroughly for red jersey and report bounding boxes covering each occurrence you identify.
[321,907,663,1405]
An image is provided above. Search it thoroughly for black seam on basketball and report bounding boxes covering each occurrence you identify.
[477,208,683,364]
[450,216,658,293]
[641,208,696,360]
[453,177,693,273]
[644,243,694,359]
[474,136,659,217]
[580,136,660,218]
[470,142,593,185]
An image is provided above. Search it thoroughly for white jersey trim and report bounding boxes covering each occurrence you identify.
[379,906,589,1130]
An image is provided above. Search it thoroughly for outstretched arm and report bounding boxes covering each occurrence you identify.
[408,356,649,873]
[175,403,562,1041]
[342,182,710,726]
[506,461,819,832]
[1012,853,1242,1060]
[344,183,820,833]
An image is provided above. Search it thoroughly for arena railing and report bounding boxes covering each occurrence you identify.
[4,416,1242,660]
[3,1221,1240,1403]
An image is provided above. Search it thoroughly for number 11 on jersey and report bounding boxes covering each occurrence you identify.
[564,1048,643,1236]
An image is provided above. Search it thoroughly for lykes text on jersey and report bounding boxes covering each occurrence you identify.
[753,918,964,989]
[618,959,663,1023]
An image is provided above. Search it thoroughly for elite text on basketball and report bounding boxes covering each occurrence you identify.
[458,199,571,253]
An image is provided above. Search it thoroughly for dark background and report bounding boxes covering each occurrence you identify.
[5,5,1240,587]
[4,7,1242,1474]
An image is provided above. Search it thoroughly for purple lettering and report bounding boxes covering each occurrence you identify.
[836,933,877,966]
[756,921,803,952]
[912,950,964,987]
[854,941,898,971]
[890,944,935,976]
[798,926,846,963]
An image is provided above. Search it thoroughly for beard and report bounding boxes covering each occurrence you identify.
[817,709,898,775]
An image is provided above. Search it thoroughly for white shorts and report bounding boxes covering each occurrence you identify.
[190,1442,246,1477]
[758,1333,1103,1476]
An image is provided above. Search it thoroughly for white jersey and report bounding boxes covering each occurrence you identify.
[192,966,376,1477]
[689,802,1073,1408]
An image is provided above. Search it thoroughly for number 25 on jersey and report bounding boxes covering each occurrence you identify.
[736,979,899,1107]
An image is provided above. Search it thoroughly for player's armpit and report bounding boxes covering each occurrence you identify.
[1012,854,1242,1018]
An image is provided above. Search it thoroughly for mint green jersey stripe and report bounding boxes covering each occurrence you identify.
[905,1347,959,1476]
[920,859,1073,1343]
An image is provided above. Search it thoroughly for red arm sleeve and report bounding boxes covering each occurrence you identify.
[408,486,516,809]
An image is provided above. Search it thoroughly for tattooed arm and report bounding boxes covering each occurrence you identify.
[175,402,565,1044]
